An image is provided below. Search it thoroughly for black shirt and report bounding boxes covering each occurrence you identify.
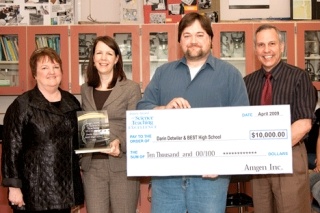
[93,89,112,110]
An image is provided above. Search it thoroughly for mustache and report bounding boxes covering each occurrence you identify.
[187,43,201,48]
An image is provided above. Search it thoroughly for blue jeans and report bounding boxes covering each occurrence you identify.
[151,176,230,213]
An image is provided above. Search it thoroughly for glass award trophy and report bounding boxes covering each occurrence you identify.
[75,110,111,154]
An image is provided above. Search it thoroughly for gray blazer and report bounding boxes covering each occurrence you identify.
[80,79,142,172]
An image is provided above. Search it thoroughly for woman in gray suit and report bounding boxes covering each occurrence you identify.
[80,36,142,213]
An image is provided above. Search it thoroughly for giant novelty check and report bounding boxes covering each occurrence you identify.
[126,105,292,176]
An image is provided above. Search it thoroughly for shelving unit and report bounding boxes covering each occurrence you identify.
[212,23,255,77]
[0,26,27,95]
[141,24,178,91]
[296,21,320,89]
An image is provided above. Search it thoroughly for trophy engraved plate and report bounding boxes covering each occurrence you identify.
[75,111,110,154]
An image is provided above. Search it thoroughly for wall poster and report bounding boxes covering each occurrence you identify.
[291,0,312,19]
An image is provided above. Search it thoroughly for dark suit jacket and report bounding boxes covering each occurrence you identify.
[80,79,142,172]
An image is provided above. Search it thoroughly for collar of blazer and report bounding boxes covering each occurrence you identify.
[83,78,128,110]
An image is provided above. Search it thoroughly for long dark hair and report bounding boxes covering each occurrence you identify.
[86,36,126,89]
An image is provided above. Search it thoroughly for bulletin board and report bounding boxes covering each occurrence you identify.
[143,0,219,23]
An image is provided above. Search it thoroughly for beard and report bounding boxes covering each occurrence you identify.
[185,44,206,61]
